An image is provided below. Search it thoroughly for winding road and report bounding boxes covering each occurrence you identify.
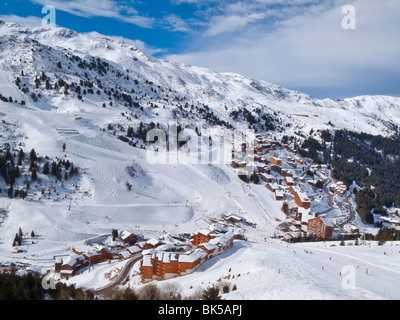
[93,254,142,299]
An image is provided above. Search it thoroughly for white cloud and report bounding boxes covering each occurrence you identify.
[165,0,400,98]
[30,0,155,28]
[161,14,190,32]
[206,13,267,36]
[0,14,44,29]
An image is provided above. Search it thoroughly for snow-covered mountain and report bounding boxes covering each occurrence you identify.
[0,21,399,299]
[1,20,400,138]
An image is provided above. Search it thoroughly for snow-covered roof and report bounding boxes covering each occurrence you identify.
[208,231,234,248]
[62,254,84,267]
[120,230,133,240]
[299,207,314,223]
[142,255,153,267]
[146,238,161,246]
[224,214,243,221]
[127,246,142,254]
[268,183,280,190]
[320,218,335,228]
[162,253,171,264]
[119,251,131,259]
[197,228,212,236]
[178,249,207,263]
[142,248,157,256]
[135,241,146,248]
[198,242,218,251]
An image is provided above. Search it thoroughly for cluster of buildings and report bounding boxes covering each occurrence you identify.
[52,221,239,283]
[236,134,352,241]
[140,225,235,283]
[54,230,141,278]
[329,181,348,197]
[55,244,113,278]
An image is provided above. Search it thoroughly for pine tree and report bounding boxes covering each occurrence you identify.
[112,229,118,241]
[29,149,37,163]
[282,202,289,215]
[5,165,16,186]
[31,168,37,181]
[17,149,24,166]
[51,161,58,176]
[7,186,14,198]
[12,233,19,247]
[42,162,50,175]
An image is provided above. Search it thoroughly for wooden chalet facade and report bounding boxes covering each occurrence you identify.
[269,157,282,166]
[57,254,87,278]
[307,217,334,239]
[191,229,219,246]
[290,186,311,209]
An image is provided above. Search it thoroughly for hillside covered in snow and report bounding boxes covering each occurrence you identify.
[0,21,399,300]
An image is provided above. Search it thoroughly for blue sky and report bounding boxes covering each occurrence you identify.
[1,0,399,99]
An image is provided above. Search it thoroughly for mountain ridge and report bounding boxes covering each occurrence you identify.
[1,20,400,139]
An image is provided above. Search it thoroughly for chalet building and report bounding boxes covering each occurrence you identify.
[257,166,270,174]
[118,251,132,261]
[127,245,142,255]
[178,249,208,276]
[296,158,304,165]
[284,177,294,186]
[266,183,280,193]
[275,190,284,201]
[71,245,113,265]
[84,246,113,264]
[141,255,157,281]
[288,161,297,168]
[296,207,315,225]
[270,165,281,174]
[207,232,234,254]
[290,186,311,209]
[329,182,347,197]
[281,168,292,177]
[269,157,282,166]
[191,228,220,246]
[198,242,217,259]
[141,232,234,283]
[118,245,142,260]
[307,217,334,239]
[57,254,87,278]
[258,173,274,183]
[120,230,137,245]
[142,238,162,250]
[141,249,206,282]
[222,214,243,224]
[56,245,115,277]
